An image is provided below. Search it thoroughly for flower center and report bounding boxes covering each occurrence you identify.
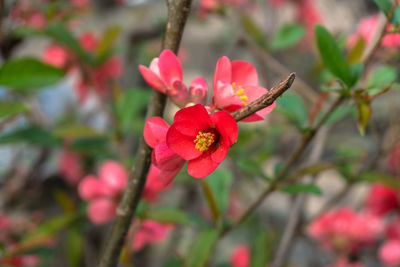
[232,82,248,105]
[194,130,216,151]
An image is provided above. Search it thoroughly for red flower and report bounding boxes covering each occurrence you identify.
[131,220,174,252]
[365,183,399,216]
[230,245,250,267]
[212,56,275,122]
[379,240,400,267]
[166,104,238,178]
[144,117,185,185]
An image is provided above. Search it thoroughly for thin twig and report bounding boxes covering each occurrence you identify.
[97,1,192,266]
[232,73,296,121]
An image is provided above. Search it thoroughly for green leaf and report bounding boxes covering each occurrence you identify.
[70,137,112,157]
[53,125,103,139]
[374,0,392,17]
[287,163,333,182]
[315,25,352,87]
[237,158,269,180]
[240,14,267,48]
[271,24,305,51]
[186,229,218,267]
[324,106,354,125]
[65,229,83,267]
[206,170,233,215]
[0,101,29,120]
[96,26,120,57]
[355,97,371,136]
[393,6,400,25]
[367,65,398,91]
[347,37,365,64]
[361,171,400,189]
[146,208,190,225]
[276,94,308,129]
[0,58,64,91]
[281,183,322,195]
[349,63,364,86]
[0,125,61,146]
[250,231,270,267]
[163,255,183,267]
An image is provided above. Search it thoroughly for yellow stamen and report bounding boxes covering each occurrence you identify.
[232,83,248,105]
[194,131,216,151]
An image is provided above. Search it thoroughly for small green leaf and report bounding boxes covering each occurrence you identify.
[206,170,233,215]
[315,25,352,86]
[53,125,103,139]
[65,229,83,267]
[0,58,64,91]
[393,6,400,25]
[0,125,61,146]
[0,101,29,120]
[355,97,371,136]
[96,26,121,58]
[281,183,322,195]
[349,63,364,86]
[70,137,112,158]
[276,94,308,129]
[237,158,269,180]
[186,229,218,267]
[374,0,392,17]
[271,23,305,51]
[146,208,190,225]
[347,37,365,64]
[367,65,398,91]
[361,171,400,189]
[163,255,183,267]
[250,231,270,267]
[324,106,354,125]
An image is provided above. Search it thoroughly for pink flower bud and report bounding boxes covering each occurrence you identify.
[43,45,69,68]
[78,175,105,200]
[99,161,128,197]
[87,199,117,225]
[379,240,400,267]
[79,32,99,52]
[189,76,208,104]
[230,245,250,267]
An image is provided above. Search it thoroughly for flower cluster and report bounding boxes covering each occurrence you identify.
[78,160,173,251]
[347,15,400,50]
[308,207,383,255]
[43,31,123,103]
[141,49,275,182]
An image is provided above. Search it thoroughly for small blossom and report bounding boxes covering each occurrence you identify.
[166,104,238,178]
[132,220,174,251]
[189,76,208,104]
[230,245,250,267]
[365,183,399,216]
[139,50,188,106]
[59,150,84,186]
[212,56,275,122]
[386,217,400,241]
[142,165,170,203]
[379,240,400,267]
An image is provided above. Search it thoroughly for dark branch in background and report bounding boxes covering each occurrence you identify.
[97,1,192,266]
[233,73,295,121]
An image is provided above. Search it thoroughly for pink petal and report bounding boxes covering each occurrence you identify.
[143,117,170,148]
[230,245,250,267]
[187,150,220,178]
[139,65,166,93]
[211,110,238,146]
[166,125,202,160]
[213,83,242,110]
[379,240,400,267]
[190,76,208,104]
[213,56,232,91]
[99,160,128,196]
[158,49,183,87]
[87,199,117,225]
[173,104,211,127]
[153,142,180,166]
[231,60,258,86]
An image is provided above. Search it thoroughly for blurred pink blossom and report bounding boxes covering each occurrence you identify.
[132,220,174,251]
[230,245,250,267]
[379,240,400,267]
[59,150,84,186]
[42,45,69,68]
[365,183,399,216]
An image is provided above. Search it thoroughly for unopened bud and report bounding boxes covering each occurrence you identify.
[189,76,208,104]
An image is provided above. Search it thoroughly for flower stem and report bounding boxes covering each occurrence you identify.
[201,179,220,226]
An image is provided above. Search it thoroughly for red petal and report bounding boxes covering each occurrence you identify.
[139,65,166,93]
[166,124,202,160]
[231,60,258,86]
[187,151,220,178]
[158,49,183,87]
[144,117,170,148]
[212,111,238,146]
[213,83,241,110]
[213,56,232,91]
[211,139,229,163]
[173,104,211,127]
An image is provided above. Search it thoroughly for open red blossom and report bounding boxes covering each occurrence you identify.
[166,104,238,178]
[212,56,275,122]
